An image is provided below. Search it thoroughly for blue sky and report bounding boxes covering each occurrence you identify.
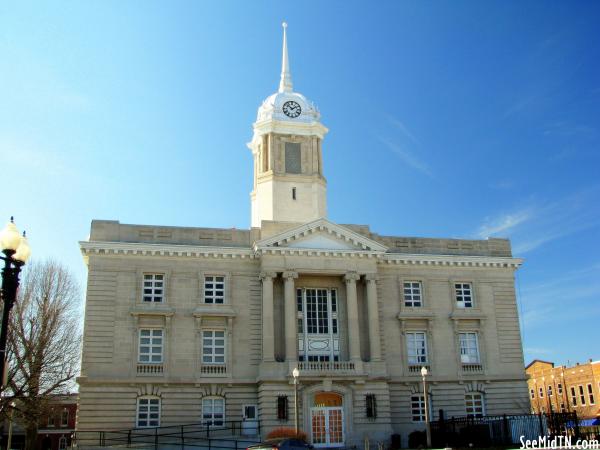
[1,1,599,367]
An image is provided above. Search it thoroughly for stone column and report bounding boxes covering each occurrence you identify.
[260,272,276,361]
[365,274,382,361]
[344,272,361,362]
[283,271,299,361]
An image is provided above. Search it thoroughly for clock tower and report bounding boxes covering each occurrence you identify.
[248,23,328,228]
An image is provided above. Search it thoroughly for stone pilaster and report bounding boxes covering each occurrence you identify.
[260,272,277,362]
[365,274,382,361]
[344,272,361,362]
[283,271,299,361]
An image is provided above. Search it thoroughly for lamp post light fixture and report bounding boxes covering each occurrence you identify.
[0,217,31,390]
[292,367,300,434]
[421,366,432,448]
[7,400,16,450]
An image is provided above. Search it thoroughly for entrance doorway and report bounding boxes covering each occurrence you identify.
[310,392,344,447]
[242,405,258,436]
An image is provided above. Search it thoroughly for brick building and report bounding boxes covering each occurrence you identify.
[526,359,600,425]
[1,394,77,450]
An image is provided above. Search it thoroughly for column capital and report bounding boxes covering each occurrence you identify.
[344,272,360,283]
[365,273,378,282]
[259,271,277,281]
[283,271,299,280]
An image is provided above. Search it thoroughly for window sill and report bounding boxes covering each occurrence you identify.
[193,305,237,319]
[397,310,434,321]
[131,305,175,317]
[450,309,485,320]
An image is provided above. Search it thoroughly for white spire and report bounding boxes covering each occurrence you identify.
[279,22,293,93]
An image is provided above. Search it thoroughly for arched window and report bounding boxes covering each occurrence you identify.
[58,436,68,450]
[61,409,69,427]
[465,392,485,417]
[137,396,161,428]
[202,397,225,427]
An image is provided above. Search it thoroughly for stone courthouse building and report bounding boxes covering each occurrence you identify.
[77,24,529,446]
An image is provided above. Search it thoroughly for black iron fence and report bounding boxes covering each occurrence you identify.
[429,412,580,448]
[74,421,261,450]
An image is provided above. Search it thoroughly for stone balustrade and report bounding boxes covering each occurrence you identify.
[136,363,164,375]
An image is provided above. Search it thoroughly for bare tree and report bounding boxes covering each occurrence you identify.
[1,260,81,450]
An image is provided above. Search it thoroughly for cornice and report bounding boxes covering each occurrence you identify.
[382,253,523,269]
[79,241,522,269]
[79,241,255,260]
[251,119,328,140]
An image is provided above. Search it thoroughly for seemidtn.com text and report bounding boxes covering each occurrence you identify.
[521,436,600,449]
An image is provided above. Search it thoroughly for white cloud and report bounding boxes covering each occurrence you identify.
[386,116,421,145]
[476,185,600,253]
[477,209,532,238]
[376,136,433,177]
[524,347,553,356]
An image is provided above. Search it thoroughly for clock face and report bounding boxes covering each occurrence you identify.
[282,101,301,118]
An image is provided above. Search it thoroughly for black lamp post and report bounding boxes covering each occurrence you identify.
[0,217,31,390]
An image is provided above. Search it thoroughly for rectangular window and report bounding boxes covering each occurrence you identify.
[560,403,566,412]
[403,282,423,307]
[204,276,225,304]
[285,142,301,174]
[202,397,225,427]
[459,332,479,363]
[548,385,553,397]
[366,394,377,419]
[277,396,288,420]
[143,274,164,302]
[539,387,544,398]
[406,332,428,364]
[558,383,563,395]
[455,283,473,308]
[202,330,226,364]
[47,414,55,427]
[465,393,485,417]
[139,329,163,363]
[530,389,535,399]
[411,394,426,422]
[571,387,577,406]
[297,288,339,362]
[589,384,596,405]
[306,289,329,334]
[60,410,69,427]
[579,385,586,405]
[137,397,160,427]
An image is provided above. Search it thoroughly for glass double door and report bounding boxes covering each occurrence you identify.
[311,407,344,447]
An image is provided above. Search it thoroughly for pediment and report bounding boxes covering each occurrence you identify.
[255,218,388,253]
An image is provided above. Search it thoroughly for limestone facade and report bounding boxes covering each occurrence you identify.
[77,219,529,444]
[77,23,529,447]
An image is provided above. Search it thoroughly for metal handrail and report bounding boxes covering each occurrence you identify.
[74,420,262,450]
